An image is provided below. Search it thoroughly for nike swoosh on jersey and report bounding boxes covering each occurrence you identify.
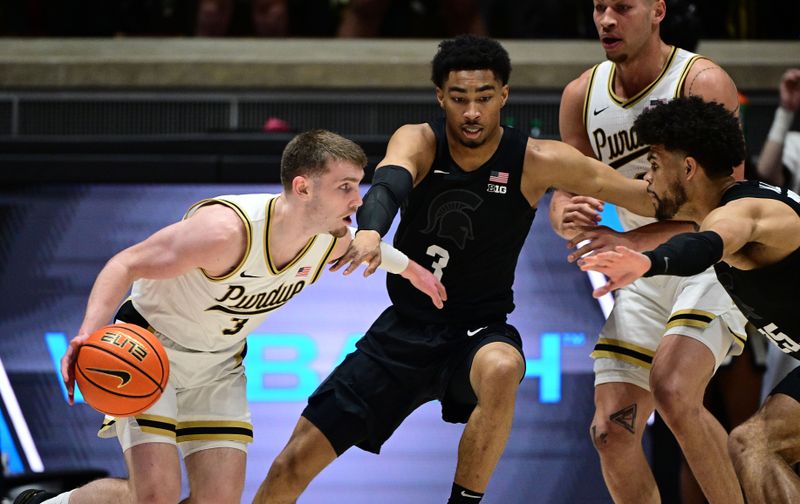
[593,106,609,116]
[433,169,450,175]
[86,367,132,388]
[466,326,488,337]
[239,271,262,278]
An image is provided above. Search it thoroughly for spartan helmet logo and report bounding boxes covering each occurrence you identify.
[421,190,483,250]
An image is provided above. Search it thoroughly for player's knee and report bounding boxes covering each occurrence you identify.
[132,484,181,504]
[650,376,698,421]
[589,418,638,457]
[268,449,305,487]
[475,353,523,395]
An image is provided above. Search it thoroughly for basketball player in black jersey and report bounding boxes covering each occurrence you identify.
[578,96,800,503]
[253,35,657,504]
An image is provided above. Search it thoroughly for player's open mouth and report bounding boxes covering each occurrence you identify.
[343,216,352,224]
[462,125,482,139]
[601,36,622,49]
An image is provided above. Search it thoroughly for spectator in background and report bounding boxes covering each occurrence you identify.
[336,0,487,38]
[755,67,800,441]
[196,0,290,36]
[757,68,800,194]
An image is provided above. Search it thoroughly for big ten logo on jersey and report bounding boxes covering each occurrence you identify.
[487,183,507,194]
[591,126,647,166]
[100,331,147,362]
[45,331,578,404]
[759,323,800,354]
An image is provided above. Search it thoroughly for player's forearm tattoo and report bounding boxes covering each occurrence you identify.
[609,403,637,434]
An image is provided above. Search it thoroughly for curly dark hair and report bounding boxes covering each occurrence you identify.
[430,35,511,88]
[633,96,744,178]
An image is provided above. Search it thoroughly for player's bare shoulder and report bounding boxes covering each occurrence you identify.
[188,202,248,250]
[682,57,739,113]
[560,67,597,155]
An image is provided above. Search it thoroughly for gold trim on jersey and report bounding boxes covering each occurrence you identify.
[134,414,178,438]
[665,309,716,331]
[675,55,706,98]
[311,236,339,284]
[731,328,747,349]
[591,337,655,369]
[583,64,600,127]
[264,196,317,276]
[607,46,678,108]
[184,198,253,282]
[175,420,254,443]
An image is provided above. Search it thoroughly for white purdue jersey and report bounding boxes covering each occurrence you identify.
[130,193,339,352]
[584,46,702,230]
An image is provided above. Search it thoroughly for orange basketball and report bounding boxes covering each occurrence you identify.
[75,323,169,417]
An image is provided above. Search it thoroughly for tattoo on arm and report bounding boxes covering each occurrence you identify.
[686,67,716,96]
[609,403,637,434]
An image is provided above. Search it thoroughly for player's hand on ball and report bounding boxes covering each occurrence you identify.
[61,332,91,405]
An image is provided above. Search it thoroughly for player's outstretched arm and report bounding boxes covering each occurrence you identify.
[61,204,246,403]
[526,140,654,218]
[331,123,434,274]
[328,229,447,308]
[399,260,447,309]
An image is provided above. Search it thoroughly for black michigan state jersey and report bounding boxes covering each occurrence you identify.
[386,118,535,325]
[714,181,800,360]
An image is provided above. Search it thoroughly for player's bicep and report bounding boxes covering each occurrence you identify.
[377,124,435,183]
[122,206,244,280]
[699,206,755,259]
[559,75,595,157]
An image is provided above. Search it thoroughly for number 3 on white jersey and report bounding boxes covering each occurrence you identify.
[426,245,450,281]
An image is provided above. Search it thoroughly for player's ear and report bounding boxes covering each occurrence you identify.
[292,175,312,200]
[684,156,699,180]
[435,87,445,109]
[500,85,509,108]
[653,0,666,24]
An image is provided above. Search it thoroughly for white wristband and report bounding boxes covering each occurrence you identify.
[378,241,409,274]
[768,107,795,144]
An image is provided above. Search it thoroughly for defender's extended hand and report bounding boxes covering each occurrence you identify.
[567,226,634,263]
[329,230,382,277]
[400,260,448,309]
[578,246,651,298]
[560,195,604,233]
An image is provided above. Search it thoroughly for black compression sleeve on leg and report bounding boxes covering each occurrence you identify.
[643,230,724,277]
[356,165,413,237]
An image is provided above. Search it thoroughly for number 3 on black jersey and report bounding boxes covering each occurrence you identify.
[426,245,450,281]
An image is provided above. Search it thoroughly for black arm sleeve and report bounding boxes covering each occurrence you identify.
[356,165,414,237]
[643,230,724,277]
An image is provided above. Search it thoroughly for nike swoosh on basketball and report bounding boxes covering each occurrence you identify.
[433,169,450,175]
[460,490,482,499]
[240,271,262,278]
[86,367,132,388]
[593,106,609,116]
[467,326,488,337]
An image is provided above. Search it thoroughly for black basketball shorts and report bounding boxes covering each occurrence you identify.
[770,365,800,403]
[301,306,525,455]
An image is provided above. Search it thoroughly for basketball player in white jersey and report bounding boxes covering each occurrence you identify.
[18,130,445,504]
[549,1,746,502]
